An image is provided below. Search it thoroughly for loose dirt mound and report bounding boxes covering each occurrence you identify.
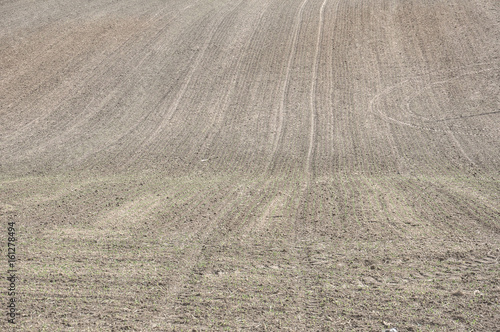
[1,0,499,330]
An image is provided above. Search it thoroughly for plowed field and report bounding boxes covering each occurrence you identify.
[1,0,499,330]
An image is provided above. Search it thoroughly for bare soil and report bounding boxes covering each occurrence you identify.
[1,0,499,330]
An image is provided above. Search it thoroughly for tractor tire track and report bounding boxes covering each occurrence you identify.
[267,0,310,173]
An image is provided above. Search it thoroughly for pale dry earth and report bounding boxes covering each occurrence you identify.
[1,0,499,330]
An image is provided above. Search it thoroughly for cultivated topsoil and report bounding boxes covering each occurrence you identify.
[1,0,499,330]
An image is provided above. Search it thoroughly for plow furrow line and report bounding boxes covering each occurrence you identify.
[124,0,245,166]
[267,0,310,172]
[0,1,194,146]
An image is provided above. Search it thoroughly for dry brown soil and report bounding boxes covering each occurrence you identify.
[1,0,499,330]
